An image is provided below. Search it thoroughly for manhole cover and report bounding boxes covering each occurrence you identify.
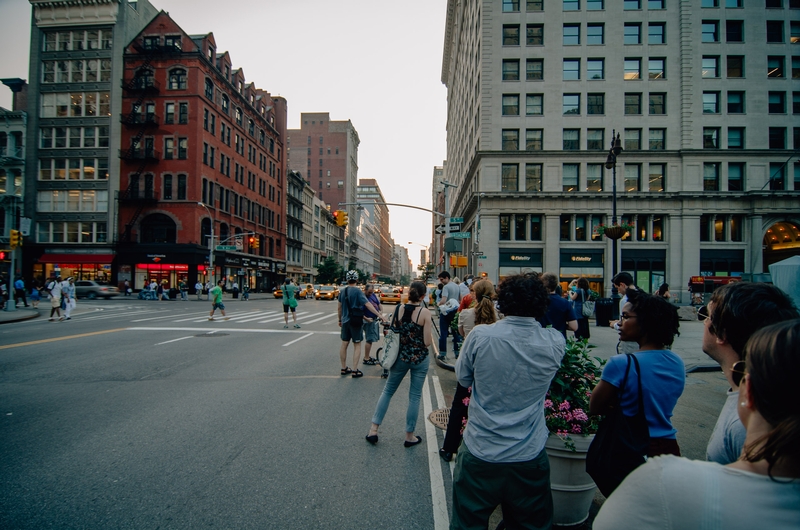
[428,408,450,430]
[195,333,229,337]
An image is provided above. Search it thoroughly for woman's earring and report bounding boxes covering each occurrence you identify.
[740,401,747,407]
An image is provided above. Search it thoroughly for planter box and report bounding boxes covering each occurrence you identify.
[545,434,597,527]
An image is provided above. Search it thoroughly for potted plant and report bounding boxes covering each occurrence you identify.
[545,337,605,526]
[593,222,635,240]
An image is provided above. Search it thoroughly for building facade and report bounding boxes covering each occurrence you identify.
[356,178,393,277]
[286,170,304,279]
[1,80,27,282]
[115,11,287,292]
[441,0,800,301]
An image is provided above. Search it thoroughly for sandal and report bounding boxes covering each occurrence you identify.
[351,369,364,378]
[341,367,352,375]
[363,358,378,365]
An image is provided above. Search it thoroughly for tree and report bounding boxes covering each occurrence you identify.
[399,274,410,286]
[417,262,436,284]
[316,257,342,284]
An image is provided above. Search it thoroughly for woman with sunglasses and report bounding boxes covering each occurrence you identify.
[594,318,800,528]
[590,289,685,457]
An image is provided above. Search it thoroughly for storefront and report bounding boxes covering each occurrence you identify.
[499,248,543,280]
[559,249,605,294]
[621,249,667,293]
[35,252,114,283]
[115,244,209,292]
[699,249,745,277]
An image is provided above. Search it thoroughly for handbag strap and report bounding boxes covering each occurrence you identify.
[389,304,401,329]
[629,354,647,420]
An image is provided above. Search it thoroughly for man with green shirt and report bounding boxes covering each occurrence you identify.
[208,279,229,321]
[282,278,300,328]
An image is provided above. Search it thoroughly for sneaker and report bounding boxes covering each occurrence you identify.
[293,324,301,328]
[223,317,230,321]
[58,316,65,321]
[65,317,71,320]
[208,317,214,321]
[49,317,55,321]
[283,324,288,329]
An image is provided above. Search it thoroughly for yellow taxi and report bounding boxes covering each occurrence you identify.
[298,284,314,299]
[381,286,409,304]
[315,285,340,300]
[272,287,283,299]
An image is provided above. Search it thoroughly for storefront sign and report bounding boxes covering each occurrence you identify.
[276,263,286,273]
[560,249,604,267]
[499,249,543,267]
[225,256,242,266]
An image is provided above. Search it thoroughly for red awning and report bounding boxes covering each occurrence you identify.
[38,253,114,264]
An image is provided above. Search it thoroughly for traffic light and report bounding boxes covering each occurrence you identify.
[0,251,5,260]
[250,236,259,249]
[9,230,21,249]
[336,211,349,227]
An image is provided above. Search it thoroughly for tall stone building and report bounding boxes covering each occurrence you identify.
[356,178,393,277]
[441,0,799,300]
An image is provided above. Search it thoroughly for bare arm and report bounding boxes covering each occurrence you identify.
[589,380,618,416]
[421,308,432,348]
[567,319,578,332]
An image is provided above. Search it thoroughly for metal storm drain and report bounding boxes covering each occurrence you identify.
[428,408,450,430]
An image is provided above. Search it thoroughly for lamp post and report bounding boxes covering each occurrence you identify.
[605,131,623,319]
[198,202,215,285]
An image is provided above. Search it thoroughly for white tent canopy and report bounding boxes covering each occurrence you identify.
[768,256,800,308]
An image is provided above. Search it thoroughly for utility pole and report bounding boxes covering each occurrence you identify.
[440,180,457,273]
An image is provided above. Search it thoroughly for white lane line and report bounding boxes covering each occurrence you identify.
[432,374,456,477]
[127,326,341,334]
[301,313,339,325]
[210,310,266,322]
[423,376,450,530]
[282,333,313,347]
[180,310,270,323]
[74,309,156,321]
[233,311,281,323]
[155,335,194,345]
[254,311,323,324]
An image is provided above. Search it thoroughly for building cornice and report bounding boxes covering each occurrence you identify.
[32,0,121,27]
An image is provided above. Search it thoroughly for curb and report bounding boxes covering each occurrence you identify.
[0,310,41,324]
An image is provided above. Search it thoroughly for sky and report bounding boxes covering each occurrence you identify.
[0,0,448,272]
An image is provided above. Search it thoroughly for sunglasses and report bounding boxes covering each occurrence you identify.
[697,306,710,321]
[731,360,746,387]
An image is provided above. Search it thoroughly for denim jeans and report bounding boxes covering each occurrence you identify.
[371,356,430,433]
[439,311,462,354]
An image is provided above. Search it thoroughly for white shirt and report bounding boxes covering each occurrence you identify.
[49,280,63,298]
[706,390,747,465]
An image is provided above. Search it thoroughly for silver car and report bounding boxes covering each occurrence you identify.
[74,280,120,299]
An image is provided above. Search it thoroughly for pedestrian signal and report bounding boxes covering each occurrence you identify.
[9,230,21,249]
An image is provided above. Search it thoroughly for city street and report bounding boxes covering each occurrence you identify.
[0,297,727,529]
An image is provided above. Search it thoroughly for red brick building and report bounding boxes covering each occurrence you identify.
[116,11,287,292]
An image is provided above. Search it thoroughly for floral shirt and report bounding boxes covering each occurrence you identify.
[398,304,428,365]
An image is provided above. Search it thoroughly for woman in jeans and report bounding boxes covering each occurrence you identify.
[366,281,432,447]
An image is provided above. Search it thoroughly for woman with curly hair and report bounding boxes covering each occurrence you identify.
[590,289,686,459]
[594,319,800,529]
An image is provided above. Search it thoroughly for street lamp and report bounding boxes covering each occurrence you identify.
[605,131,623,319]
[198,202,215,284]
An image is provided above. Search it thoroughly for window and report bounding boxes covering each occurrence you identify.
[624,0,641,9]
[767,21,784,43]
[203,108,208,130]
[168,68,186,90]
[164,138,174,160]
[530,215,543,240]
[221,94,229,114]
[563,129,580,150]
[728,163,744,191]
[515,215,527,240]
[178,102,188,124]
[165,35,181,50]
[649,93,666,114]
[587,58,605,79]
[527,24,544,45]
[163,174,173,200]
[526,164,543,191]
[649,128,666,150]
[625,93,642,114]
[587,24,604,45]
[563,59,580,80]
[204,78,214,99]
[727,92,745,115]
[793,57,800,78]
[500,215,511,240]
[792,22,800,44]
[703,91,720,113]
[526,59,544,80]
[704,128,720,148]
[526,94,543,115]
[703,163,720,191]
[502,0,520,11]
[501,164,519,191]
[587,164,603,191]
[177,138,187,160]
[769,91,786,113]
[768,56,784,78]
[794,92,800,113]
[503,25,520,45]
[235,107,243,126]
[625,164,641,191]
[649,58,665,79]
[527,0,544,10]
[563,94,581,115]
[563,0,580,10]
[564,24,580,45]
[526,129,543,150]
[625,128,642,150]
[624,23,642,44]
[502,129,519,150]
[769,127,786,149]
[624,58,641,79]
[178,175,187,200]
[725,0,742,5]
[702,0,719,5]
[587,93,605,114]
[645,24,665,46]
[700,56,719,78]
[587,129,605,149]
[560,215,572,241]
[502,94,520,115]
[769,163,786,190]
[587,0,604,9]
[728,127,744,149]
[702,21,720,42]
[649,164,665,192]
[726,20,744,42]
[563,164,579,192]
[502,59,520,80]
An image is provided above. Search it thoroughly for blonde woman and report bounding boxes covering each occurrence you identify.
[442,279,498,462]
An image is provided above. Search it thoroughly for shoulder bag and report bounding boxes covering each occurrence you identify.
[347,287,364,327]
[288,291,298,309]
[586,353,650,498]
[581,289,595,318]
[379,305,402,369]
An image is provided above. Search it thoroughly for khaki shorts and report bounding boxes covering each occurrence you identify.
[51,297,61,308]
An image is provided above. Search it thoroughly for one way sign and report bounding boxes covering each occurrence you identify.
[435,223,462,234]
[435,225,446,234]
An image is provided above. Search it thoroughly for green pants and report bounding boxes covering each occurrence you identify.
[451,445,553,530]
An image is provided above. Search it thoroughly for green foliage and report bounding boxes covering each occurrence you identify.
[417,262,436,284]
[315,257,342,284]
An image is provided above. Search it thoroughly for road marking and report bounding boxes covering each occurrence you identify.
[131,311,204,322]
[155,336,194,345]
[423,376,450,529]
[231,311,280,323]
[76,309,158,321]
[432,374,456,477]
[127,327,341,335]
[282,333,313,347]
[0,328,126,350]
[300,313,339,325]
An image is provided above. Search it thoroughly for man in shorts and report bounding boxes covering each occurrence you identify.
[282,278,300,328]
[47,275,64,321]
[361,284,382,365]
[338,271,385,378]
[208,279,229,321]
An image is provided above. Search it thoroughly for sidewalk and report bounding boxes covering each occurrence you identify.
[0,306,41,324]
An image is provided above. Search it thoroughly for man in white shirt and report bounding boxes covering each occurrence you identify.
[47,275,64,321]
[437,271,462,359]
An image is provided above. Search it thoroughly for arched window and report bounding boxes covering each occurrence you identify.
[140,213,177,244]
[204,78,214,100]
[168,68,186,90]
[201,217,211,246]
[219,223,229,245]
[221,94,229,114]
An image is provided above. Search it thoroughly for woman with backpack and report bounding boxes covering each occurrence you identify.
[569,277,592,340]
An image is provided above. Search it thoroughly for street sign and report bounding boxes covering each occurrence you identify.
[450,217,463,223]
[235,238,243,250]
[435,224,446,234]
[451,232,471,239]
[216,245,237,251]
[478,255,487,260]
[449,223,462,232]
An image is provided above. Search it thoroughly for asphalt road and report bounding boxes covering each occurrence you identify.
[0,297,728,529]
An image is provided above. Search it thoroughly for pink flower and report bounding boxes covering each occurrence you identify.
[571,424,583,434]
[544,399,553,409]
[559,401,571,412]
[462,397,470,407]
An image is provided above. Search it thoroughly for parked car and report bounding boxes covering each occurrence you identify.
[315,285,340,300]
[74,281,120,299]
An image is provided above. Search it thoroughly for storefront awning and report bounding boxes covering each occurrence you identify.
[38,253,114,264]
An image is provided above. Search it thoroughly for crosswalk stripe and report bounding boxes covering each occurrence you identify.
[301,313,339,325]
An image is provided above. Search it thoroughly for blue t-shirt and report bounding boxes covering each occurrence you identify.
[540,294,579,336]
[338,286,368,324]
[601,350,686,439]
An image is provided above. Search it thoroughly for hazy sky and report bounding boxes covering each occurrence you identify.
[0,0,448,271]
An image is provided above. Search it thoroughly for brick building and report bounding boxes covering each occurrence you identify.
[115,11,287,292]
